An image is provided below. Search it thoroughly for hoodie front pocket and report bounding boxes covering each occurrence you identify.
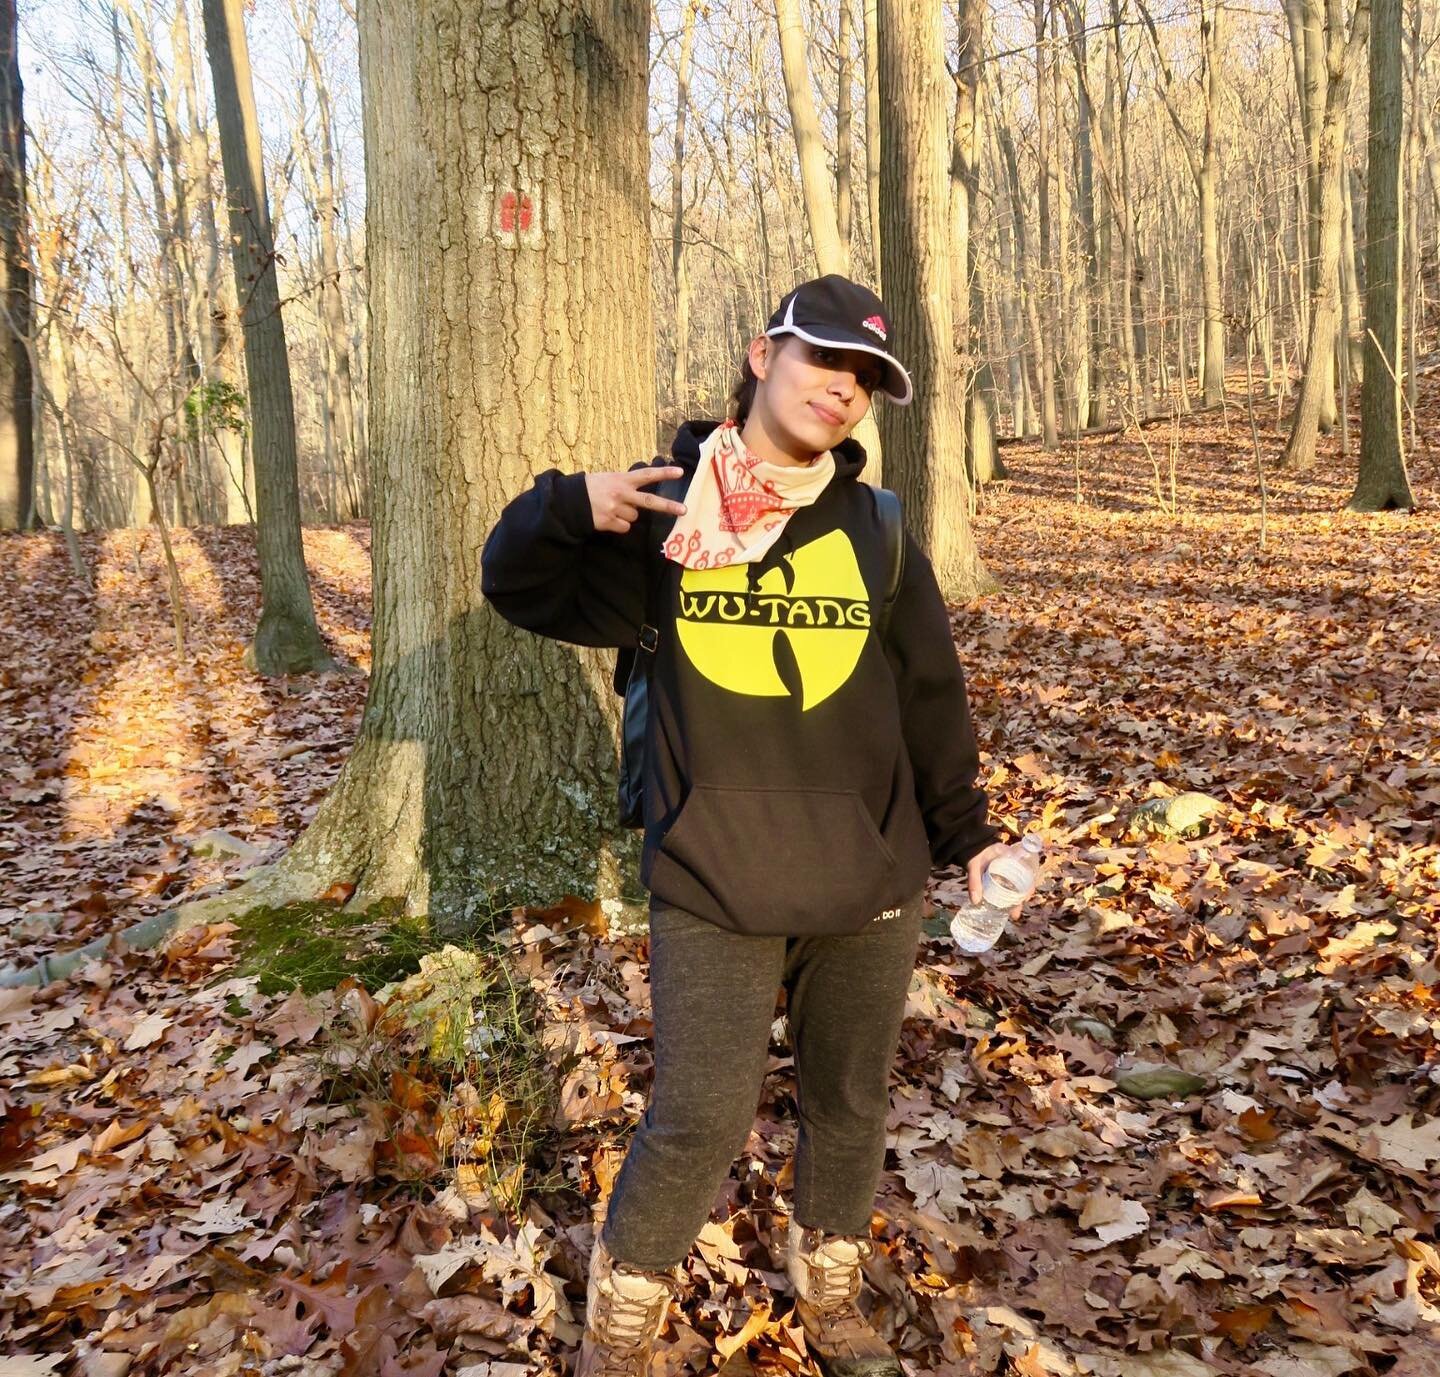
[651,783,898,935]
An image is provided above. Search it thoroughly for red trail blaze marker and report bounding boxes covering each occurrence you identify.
[498,191,534,234]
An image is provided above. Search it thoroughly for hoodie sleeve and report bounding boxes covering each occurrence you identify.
[480,461,661,648]
[884,529,1000,871]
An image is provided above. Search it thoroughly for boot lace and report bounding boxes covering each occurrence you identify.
[806,1231,876,1308]
[591,1266,682,1370]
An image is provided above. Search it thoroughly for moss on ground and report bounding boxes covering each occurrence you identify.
[230,897,440,994]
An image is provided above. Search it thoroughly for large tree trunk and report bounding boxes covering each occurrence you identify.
[1350,0,1413,510]
[201,0,334,671]
[877,0,991,600]
[207,0,655,934]
[1282,0,1368,470]
[0,0,32,531]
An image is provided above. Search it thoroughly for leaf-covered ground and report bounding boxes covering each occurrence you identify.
[1,391,1437,1377]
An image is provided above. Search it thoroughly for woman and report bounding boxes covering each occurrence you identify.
[481,274,1022,1377]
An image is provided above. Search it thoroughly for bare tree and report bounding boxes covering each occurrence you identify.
[1032,0,1060,448]
[863,0,881,279]
[877,0,991,599]
[952,0,1004,483]
[670,0,698,418]
[1281,0,1370,469]
[1351,0,1415,509]
[0,0,33,530]
[1137,0,1226,408]
[201,0,335,673]
[773,0,847,275]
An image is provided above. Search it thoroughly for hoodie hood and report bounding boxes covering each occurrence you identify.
[669,418,868,482]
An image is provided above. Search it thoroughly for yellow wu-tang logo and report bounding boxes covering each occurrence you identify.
[675,529,871,710]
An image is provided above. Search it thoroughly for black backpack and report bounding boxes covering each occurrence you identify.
[614,471,906,829]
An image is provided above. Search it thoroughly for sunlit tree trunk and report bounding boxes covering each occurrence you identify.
[1282,0,1369,469]
[877,0,991,598]
[773,0,883,469]
[774,0,847,274]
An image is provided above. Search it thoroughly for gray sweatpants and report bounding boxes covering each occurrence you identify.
[598,889,927,1271]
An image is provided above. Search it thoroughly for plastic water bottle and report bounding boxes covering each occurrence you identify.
[947,834,1045,954]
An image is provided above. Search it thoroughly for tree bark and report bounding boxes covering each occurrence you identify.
[1033,0,1059,448]
[1282,0,1370,469]
[774,0,848,274]
[772,0,883,470]
[293,0,362,518]
[201,0,334,671]
[1136,0,1225,407]
[0,0,32,531]
[173,0,251,525]
[217,0,655,933]
[670,0,698,420]
[1350,0,1413,509]
[837,0,853,252]
[863,0,882,281]
[952,0,1004,482]
[1060,0,1106,427]
[877,0,991,599]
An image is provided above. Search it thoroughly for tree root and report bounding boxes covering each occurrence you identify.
[0,742,433,989]
[0,862,339,989]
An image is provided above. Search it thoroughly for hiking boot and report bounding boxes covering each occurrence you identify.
[785,1221,901,1377]
[574,1231,685,1377]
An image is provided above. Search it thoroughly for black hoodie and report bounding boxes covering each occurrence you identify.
[480,419,998,936]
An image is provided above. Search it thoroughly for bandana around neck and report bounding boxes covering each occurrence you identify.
[660,420,835,570]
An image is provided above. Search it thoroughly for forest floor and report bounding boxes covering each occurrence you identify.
[1,382,1437,1377]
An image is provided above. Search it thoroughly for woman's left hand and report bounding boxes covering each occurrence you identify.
[966,842,1023,920]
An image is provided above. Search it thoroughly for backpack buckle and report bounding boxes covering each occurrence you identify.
[637,623,659,653]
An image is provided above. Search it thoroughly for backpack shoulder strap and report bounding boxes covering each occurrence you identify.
[639,462,687,650]
[612,461,685,694]
[872,485,905,641]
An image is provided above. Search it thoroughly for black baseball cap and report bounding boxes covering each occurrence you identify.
[764,274,913,406]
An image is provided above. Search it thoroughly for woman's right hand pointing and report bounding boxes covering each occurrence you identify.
[585,465,688,534]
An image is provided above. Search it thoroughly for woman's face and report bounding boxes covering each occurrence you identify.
[748,334,884,455]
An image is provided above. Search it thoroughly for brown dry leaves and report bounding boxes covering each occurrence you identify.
[0,399,1437,1375]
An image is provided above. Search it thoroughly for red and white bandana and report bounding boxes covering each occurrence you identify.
[660,420,835,570]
